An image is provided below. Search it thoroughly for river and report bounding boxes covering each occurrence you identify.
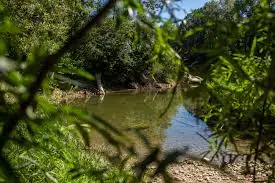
[73,90,212,157]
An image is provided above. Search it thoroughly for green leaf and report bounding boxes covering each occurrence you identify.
[74,69,94,80]
[0,40,7,54]
[58,68,94,80]
[6,71,22,86]
[183,26,204,39]
[75,124,90,146]
[36,96,58,114]
[250,37,257,57]
[0,17,20,33]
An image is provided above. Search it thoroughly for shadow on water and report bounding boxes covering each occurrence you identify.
[73,90,211,157]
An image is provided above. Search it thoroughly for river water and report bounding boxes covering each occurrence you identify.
[73,90,211,157]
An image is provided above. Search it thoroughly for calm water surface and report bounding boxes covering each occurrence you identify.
[73,91,210,157]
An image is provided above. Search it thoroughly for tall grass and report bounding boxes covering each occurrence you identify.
[4,118,133,182]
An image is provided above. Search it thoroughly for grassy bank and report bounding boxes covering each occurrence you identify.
[2,91,135,182]
[4,120,134,182]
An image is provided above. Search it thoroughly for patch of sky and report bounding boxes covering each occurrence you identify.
[160,0,209,20]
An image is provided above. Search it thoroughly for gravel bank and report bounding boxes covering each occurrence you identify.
[152,159,270,183]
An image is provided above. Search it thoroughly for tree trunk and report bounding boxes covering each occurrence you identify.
[95,73,105,95]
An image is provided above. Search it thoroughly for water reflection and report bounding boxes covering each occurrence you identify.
[163,106,210,156]
[73,91,210,156]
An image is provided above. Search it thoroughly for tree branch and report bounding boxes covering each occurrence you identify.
[0,0,119,177]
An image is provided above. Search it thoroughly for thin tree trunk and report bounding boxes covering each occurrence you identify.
[95,73,105,95]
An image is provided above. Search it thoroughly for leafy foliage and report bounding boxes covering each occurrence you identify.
[1,0,275,182]
[0,0,185,182]
[3,0,88,57]
[187,0,275,181]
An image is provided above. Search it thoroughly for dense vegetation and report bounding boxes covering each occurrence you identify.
[179,0,275,181]
[0,0,275,182]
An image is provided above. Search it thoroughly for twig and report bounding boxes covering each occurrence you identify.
[0,0,118,179]
[253,90,269,182]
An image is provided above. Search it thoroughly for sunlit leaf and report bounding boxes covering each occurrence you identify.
[250,37,257,57]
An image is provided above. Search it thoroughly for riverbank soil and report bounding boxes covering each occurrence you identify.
[152,159,270,183]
